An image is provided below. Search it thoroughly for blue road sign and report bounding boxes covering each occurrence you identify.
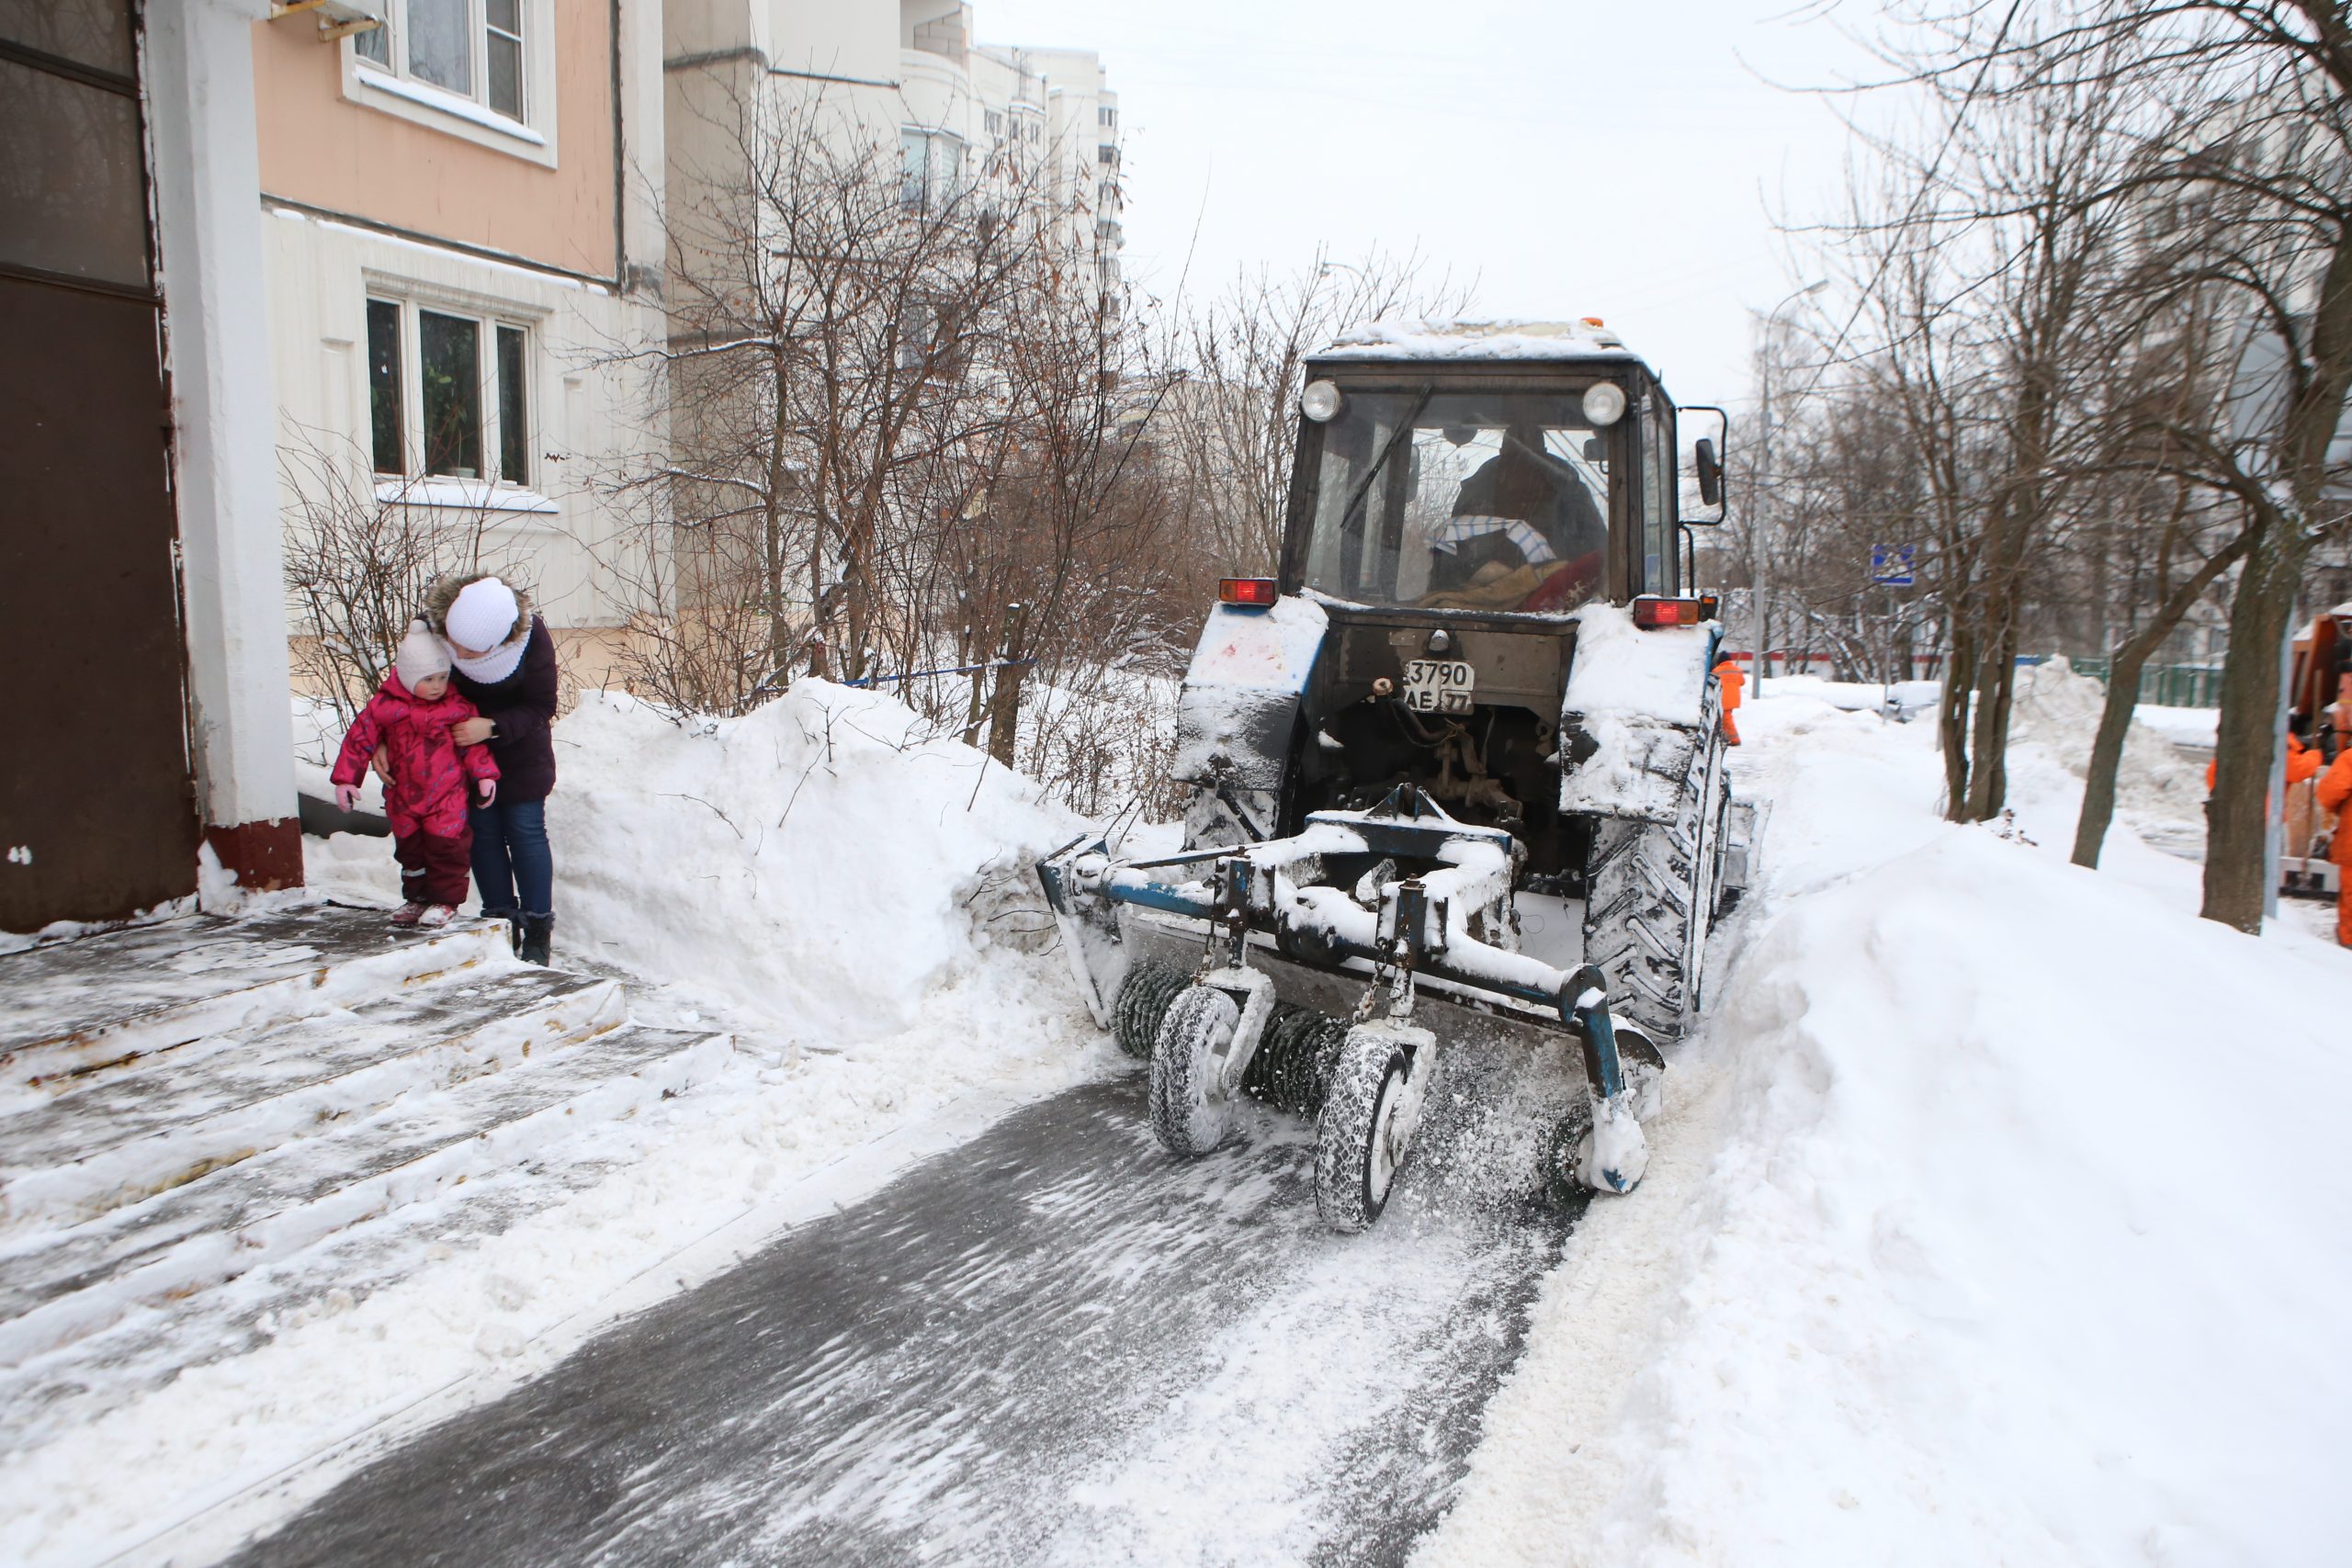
[1871,544,1917,587]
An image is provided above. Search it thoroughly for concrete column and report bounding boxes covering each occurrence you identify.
[145,0,303,898]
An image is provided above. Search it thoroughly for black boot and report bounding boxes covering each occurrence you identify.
[486,909,523,953]
[518,913,553,966]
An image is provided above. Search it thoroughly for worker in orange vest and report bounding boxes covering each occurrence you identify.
[2312,744,2352,946]
[1713,658,1745,746]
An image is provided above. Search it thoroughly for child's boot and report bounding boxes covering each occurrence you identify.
[417,905,458,929]
[390,901,426,926]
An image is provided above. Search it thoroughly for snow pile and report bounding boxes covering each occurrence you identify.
[2133,703,2220,750]
[289,695,384,815]
[1172,597,1328,792]
[1317,319,1640,362]
[554,682,1083,1035]
[2008,657,2208,821]
[3,682,1118,1567]
[1563,604,1713,728]
[1423,687,2352,1567]
[1558,604,1716,820]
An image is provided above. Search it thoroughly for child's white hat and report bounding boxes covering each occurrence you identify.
[394,620,451,691]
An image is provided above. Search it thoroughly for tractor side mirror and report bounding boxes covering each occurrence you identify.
[1679,407,1729,525]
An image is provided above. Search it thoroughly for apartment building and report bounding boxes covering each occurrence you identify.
[665,0,1124,302]
[252,0,672,687]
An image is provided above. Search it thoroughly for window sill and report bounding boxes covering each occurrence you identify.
[376,476,560,514]
[347,62,556,166]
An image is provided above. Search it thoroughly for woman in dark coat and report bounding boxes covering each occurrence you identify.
[424,573,561,963]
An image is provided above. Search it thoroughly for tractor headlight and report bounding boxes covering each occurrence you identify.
[1580,381,1626,426]
[1301,379,1343,423]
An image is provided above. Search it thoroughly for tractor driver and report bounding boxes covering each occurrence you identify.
[1419,424,1607,613]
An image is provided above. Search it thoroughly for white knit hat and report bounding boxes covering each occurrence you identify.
[393,619,450,690]
[447,577,521,652]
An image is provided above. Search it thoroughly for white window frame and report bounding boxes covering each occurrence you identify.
[363,286,549,508]
[899,127,968,211]
[341,0,560,169]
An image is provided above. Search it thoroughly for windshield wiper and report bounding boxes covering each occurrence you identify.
[1335,384,1435,539]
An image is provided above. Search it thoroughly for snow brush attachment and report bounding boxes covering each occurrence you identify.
[1242,1003,1350,1115]
[1112,962,1190,1060]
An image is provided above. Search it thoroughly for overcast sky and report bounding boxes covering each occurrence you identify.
[979,1,1891,411]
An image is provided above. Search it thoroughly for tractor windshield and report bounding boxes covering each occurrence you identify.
[1297,389,1614,615]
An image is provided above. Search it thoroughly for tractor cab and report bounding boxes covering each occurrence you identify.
[1230,321,1729,881]
[1283,321,1725,618]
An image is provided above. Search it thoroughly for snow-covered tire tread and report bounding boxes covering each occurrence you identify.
[1148,985,1239,1157]
[1314,1030,1410,1232]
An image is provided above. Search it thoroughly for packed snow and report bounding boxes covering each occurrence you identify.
[1,681,1119,1567]
[1316,319,1641,362]
[12,659,2347,1568]
[2007,656,2209,822]
[1421,677,2352,1568]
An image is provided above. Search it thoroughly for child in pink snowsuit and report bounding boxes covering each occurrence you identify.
[332,622,501,927]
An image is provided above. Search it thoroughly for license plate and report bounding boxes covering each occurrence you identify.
[1401,659,1476,713]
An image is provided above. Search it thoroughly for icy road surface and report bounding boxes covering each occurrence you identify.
[220,1074,1582,1567]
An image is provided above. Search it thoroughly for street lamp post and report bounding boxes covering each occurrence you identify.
[1752,279,1828,694]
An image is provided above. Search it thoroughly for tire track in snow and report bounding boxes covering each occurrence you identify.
[216,1067,1582,1567]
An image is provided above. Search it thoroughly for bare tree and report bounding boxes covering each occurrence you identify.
[1166,250,1471,575]
[1841,1,2352,922]
[280,432,494,722]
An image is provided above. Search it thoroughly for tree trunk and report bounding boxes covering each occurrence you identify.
[1939,627,1977,819]
[2201,513,2298,931]
[1964,618,2021,820]
[984,602,1029,767]
[2075,527,2250,868]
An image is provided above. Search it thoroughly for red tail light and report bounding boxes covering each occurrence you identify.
[1632,595,1707,628]
[1219,578,1278,607]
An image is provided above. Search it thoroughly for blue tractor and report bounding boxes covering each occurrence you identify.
[1039,321,1756,1230]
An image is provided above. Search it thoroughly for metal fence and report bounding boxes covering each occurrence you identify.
[2062,657,2224,709]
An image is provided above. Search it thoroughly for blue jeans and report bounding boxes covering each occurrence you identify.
[469,797,552,919]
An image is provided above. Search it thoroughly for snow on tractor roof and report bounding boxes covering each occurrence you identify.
[1313,318,1645,366]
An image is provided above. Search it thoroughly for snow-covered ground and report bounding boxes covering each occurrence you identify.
[3,682,1123,1567]
[15,670,2346,1567]
[1421,679,2352,1568]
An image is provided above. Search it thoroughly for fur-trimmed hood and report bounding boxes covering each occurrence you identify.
[424,572,535,650]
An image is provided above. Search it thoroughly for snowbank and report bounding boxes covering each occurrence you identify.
[4,682,1116,1567]
[554,682,1083,1035]
[2009,657,2208,822]
[2134,703,2220,750]
[1563,603,1712,728]
[1424,684,2352,1568]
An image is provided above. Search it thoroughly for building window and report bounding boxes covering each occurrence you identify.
[366,294,532,485]
[496,323,528,484]
[1098,105,1116,128]
[353,0,528,125]
[419,310,481,478]
[899,128,966,210]
[1097,143,1117,165]
[367,299,403,474]
[485,0,523,118]
[983,108,1003,138]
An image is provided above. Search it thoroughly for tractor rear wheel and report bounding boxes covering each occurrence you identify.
[1581,726,1728,1040]
[1149,984,1240,1156]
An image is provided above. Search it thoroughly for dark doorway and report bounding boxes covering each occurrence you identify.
[0,1,200,931]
